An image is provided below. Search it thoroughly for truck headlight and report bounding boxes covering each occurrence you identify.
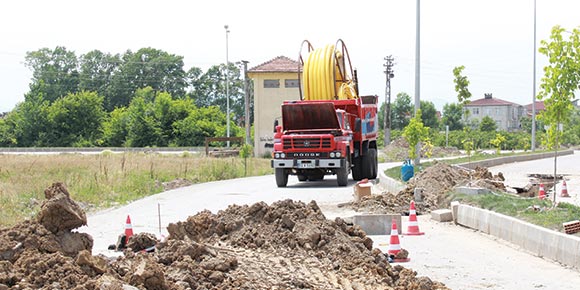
[280,153,286,158]
[330,152,336,158]
[275,153,280,158]
[336,152,341,158]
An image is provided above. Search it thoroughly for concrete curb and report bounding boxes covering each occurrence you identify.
[454,203,580,269]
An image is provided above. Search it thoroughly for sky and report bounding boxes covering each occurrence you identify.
[1,0,579,113]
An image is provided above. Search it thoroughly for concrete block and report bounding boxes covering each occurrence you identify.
[431,209,453,222]
[524,224,544,254]
[489,213,515,241]
[455,186,490,195]
[353,214,401,236]
[555,234,580,267]
[450,201,460,223]
[509,219,528,249]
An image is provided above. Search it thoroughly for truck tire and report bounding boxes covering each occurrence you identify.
[352,156,363,181]
[275,168,288,187]
[369,148,378,179]
[297,174,308,182]
[336,161,349,187]
[361,151,372,179]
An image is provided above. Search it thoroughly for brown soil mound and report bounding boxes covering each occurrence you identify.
[350,162,506,214]
[1,183,450,289]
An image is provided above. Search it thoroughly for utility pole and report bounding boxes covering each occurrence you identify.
[241,60,251,146]
[414,0,421,165]
[531,0,537,151]
[383,55,395,147]
[225,25,230,147]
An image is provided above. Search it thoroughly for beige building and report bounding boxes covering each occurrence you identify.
[247,56,301,157]
[464,93,525,131]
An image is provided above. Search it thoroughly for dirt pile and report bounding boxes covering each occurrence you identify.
[350,162,506,214]
[1,183,450,289]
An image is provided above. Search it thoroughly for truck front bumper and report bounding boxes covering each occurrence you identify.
[271,158,345,169]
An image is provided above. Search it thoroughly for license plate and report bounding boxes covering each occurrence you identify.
[299,161,315,168]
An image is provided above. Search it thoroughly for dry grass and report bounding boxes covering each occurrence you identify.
[0,152,272,226]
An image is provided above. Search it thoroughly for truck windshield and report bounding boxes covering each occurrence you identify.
[282,102,340,131]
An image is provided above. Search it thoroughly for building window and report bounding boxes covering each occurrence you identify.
[285,79,299,88]
[496,108,500,115]
[264,79,280,88]
[496,120,502,128]
[472,108,479,115]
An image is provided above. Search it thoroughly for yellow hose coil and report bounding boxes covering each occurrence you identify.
[303,44,358,101]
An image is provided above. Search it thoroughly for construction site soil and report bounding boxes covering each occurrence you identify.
[0,183,450,290]
[348,162,506,215]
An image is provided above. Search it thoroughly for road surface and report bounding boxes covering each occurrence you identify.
[488,150,580,204]
[79,159,580,290]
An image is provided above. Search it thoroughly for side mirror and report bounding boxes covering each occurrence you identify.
[273,120,279,133]
[355,118,361,132]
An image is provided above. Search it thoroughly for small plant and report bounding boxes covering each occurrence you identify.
[489,133,506,154]
[402,109,430,162]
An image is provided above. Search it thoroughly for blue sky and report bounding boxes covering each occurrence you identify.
[1,0,579,112]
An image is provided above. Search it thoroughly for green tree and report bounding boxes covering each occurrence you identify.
[402,109,429,161]
[46,91,105,146]
[453,65,472,105]
[479,116,497,132]
[109,48,187,109]
[7,93,52,146]
[189,63,246,125]
[391,92,413,130]
[79,50,122,111]
[442,102,464,131]
[125,96,162,147]
[538,25,580,202]
[420,100,439,129]
[101,107,129,147]
[25,47,80,102]
[172,106,227,146]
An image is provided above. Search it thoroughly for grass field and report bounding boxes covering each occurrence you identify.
[0,152,272,227]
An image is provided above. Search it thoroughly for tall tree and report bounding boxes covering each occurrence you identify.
[79,50,122,111]
[538,25,580,202]
[391,92,413,130]
[47,91,106,146]
[125,96,162,147]
[6,93,52,146]
[188,63,246,125]
[420,100,439,129]
[109,48,187,109]
[25,47,80,102]
[442,102,464,131]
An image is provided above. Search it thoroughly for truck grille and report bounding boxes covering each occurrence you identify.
[283,137,332,149]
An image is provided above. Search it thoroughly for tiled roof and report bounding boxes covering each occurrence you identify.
[465,97,519,107]
[524,101,545,111]
[248,56,301,73]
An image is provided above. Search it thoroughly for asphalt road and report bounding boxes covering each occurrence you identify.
[79,158,580,289]
[488,150,580,204]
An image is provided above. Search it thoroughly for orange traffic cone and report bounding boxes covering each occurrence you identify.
[404,201,424,235]
[125,215,134,241]
[388,218,410,262]
[538,183,546,200]
[561,180,570,198]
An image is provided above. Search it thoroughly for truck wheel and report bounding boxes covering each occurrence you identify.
[297,174,308,182]
[337,162,349,187]
[361,151,372,179]
[369,148,378,179]
[352,157,363,181]
[275,168,288,187]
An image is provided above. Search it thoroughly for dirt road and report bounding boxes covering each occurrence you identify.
[79,162,580,289]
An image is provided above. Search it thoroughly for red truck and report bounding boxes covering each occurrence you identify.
[271,96,378,187]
